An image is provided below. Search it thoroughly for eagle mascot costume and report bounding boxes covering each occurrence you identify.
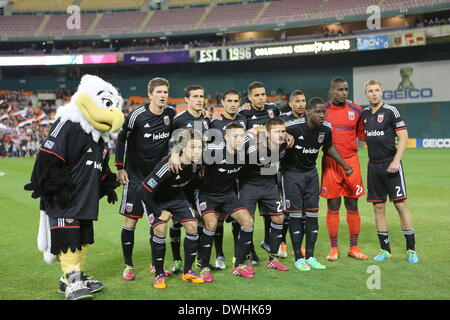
[24,74,125,300]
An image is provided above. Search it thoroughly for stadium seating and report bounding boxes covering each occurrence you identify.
[12,0,73,13]
[78,0,145,11]
[94,11,148,35]
[41,13,97,37]
[381,0,444,12]
[0,15,44,37]
[168,0,210,8]
[201,2,263,29]
[316,0,379,19]
[259,0,322,25]
[143,7,205,33]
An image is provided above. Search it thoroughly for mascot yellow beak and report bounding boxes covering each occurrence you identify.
[76,93,124,133]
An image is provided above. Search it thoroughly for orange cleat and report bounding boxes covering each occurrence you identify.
[153,274,166,289]
[182,270,205,284]
[348,246,368,260]
[278,242,288,258]
[327,247,340,261]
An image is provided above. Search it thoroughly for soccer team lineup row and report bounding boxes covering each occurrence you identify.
[28,74,417,298]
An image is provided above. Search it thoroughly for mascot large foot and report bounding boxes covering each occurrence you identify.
[64,272,93,300]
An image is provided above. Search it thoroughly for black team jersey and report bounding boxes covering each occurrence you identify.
[208,114,247,144]
[362,103,407,162]
[115,104,176,182]
[240,133,286,184]
[38,119,111,220]
[281,114,332,172]
[140,155,198,202]
[209,114,247,133]
[238,102,280,129]
[172,109,210,134]
[199,143,246,194]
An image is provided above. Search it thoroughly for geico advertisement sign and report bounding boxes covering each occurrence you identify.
[417,138,450,148]
[353,60,450,104]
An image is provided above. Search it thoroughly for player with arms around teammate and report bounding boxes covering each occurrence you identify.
[139,129,206,289]
[363,80,418,263]
[278,89,307,257]
[282,98,353,271]
[321,77,368,261]
[208,89,246,269]
[115,77,175,280]
[241,117,289,271]
[168,85,210,275]
[197,122,255,281]
[238,81,281,261]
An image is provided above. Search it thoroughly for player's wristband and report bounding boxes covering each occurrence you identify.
[115,163,124,170]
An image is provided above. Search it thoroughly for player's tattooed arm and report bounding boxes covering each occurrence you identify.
[326,144,353,176]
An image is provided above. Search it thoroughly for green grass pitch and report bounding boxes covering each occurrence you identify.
[0,149,449,300]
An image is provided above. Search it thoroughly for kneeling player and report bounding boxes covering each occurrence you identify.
[281,98,353,271]
[198,122,255,281]
[139,129,205,289]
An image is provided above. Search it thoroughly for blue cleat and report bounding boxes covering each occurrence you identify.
[373,249,391,261]
[407,250,419,263]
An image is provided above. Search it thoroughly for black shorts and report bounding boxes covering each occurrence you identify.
[367,160,407,203]
[239,179,283,216]
[49,218,94,255]
[143,194,197,227]
[119,181,145,219]
[197,191,247,221]
[281,168,320,218]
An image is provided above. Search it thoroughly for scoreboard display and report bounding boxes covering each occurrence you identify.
[195,47,253,63]
[195,39,356,63]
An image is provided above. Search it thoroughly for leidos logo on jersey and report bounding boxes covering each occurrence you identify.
[366,130,384,137]
[144,132,170,140]
[85,160,102,171]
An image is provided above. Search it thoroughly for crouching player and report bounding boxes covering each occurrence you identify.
[197,122,255,281]
[138,129,205,289]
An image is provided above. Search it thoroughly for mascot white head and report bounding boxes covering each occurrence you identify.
[56,74,125,142]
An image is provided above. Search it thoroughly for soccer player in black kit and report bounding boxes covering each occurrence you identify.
[169,85,210,274]
[208,89,246,270]
[363,80,418,263]
[241,117,289,271]
[281,97,353,271]
[139,129,205,289]
[197,122,255,281]
[278,89,307,258]
[115,77,175,280]
[210,89,247,133]
[238,81,281,262]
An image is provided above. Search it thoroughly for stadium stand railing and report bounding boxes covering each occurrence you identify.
[11,0,73,13]
[78,0,146,11]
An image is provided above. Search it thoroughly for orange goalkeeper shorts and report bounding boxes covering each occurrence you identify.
[320,154,365,199]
